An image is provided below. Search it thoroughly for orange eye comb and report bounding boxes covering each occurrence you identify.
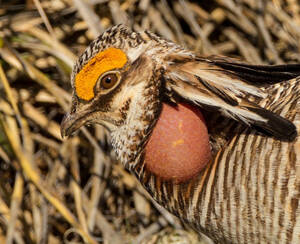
[75,48,127,101]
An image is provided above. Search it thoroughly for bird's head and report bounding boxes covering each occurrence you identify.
[61,24,297,177]
[61,25,161,133]
[61,25,182,169]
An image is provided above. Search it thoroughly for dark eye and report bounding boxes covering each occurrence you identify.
[100,73,119,89]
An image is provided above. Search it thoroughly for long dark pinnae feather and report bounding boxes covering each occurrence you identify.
[210,60,300,84]
[165,57,298,141]
[246,106,297,140]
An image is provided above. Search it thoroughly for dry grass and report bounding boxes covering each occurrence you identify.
[0,0,299,243]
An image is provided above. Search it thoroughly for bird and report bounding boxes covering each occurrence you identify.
[61,24,300,244]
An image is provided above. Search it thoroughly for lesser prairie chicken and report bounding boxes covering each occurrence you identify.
[61,25,300,244]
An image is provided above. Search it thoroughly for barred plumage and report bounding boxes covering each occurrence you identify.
[61,25,300,244]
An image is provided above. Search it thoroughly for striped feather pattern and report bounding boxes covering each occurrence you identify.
[135,77,300,244]
[61,25,300,244]
[164,60,297,140]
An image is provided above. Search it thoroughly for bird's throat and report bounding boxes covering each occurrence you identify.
[145,103,211,184]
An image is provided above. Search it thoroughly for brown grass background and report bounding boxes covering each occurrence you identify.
[0,0,299,243]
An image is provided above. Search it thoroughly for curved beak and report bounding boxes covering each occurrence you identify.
[60,111,90,138]
[61,108,117,139]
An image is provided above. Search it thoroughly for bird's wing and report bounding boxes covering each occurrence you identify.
[164,57,299,140]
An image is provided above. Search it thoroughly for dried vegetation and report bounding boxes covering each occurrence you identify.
[0,0,299,243]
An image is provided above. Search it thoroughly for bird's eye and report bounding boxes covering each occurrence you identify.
[100,73,119,89]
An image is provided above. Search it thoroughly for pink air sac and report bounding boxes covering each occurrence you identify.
[145,103,211,184]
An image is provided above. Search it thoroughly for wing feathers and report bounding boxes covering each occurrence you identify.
[165,58,298,140]
[195,75,239,106]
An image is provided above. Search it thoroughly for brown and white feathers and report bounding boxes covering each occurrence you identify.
[62,24,298,142]
[164,57,299,140]
[61,25,300,244]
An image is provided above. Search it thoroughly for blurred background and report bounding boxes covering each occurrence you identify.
[0,0,299,243]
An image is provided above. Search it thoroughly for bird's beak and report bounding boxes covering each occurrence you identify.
[60,103,102,139]
[61,106,115,139]
[60,111,88,138]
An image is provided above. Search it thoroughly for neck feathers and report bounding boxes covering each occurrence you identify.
[111,69,162,171]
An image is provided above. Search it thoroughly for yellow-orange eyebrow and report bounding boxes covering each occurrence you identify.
[75,47,127,101]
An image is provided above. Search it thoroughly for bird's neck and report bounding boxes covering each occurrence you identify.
[110,75,162,172]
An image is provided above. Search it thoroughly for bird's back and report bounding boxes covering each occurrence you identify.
[60,25,300,244]
[137,77,300,244]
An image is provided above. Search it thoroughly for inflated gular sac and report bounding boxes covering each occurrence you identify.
[145,103,211,183]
